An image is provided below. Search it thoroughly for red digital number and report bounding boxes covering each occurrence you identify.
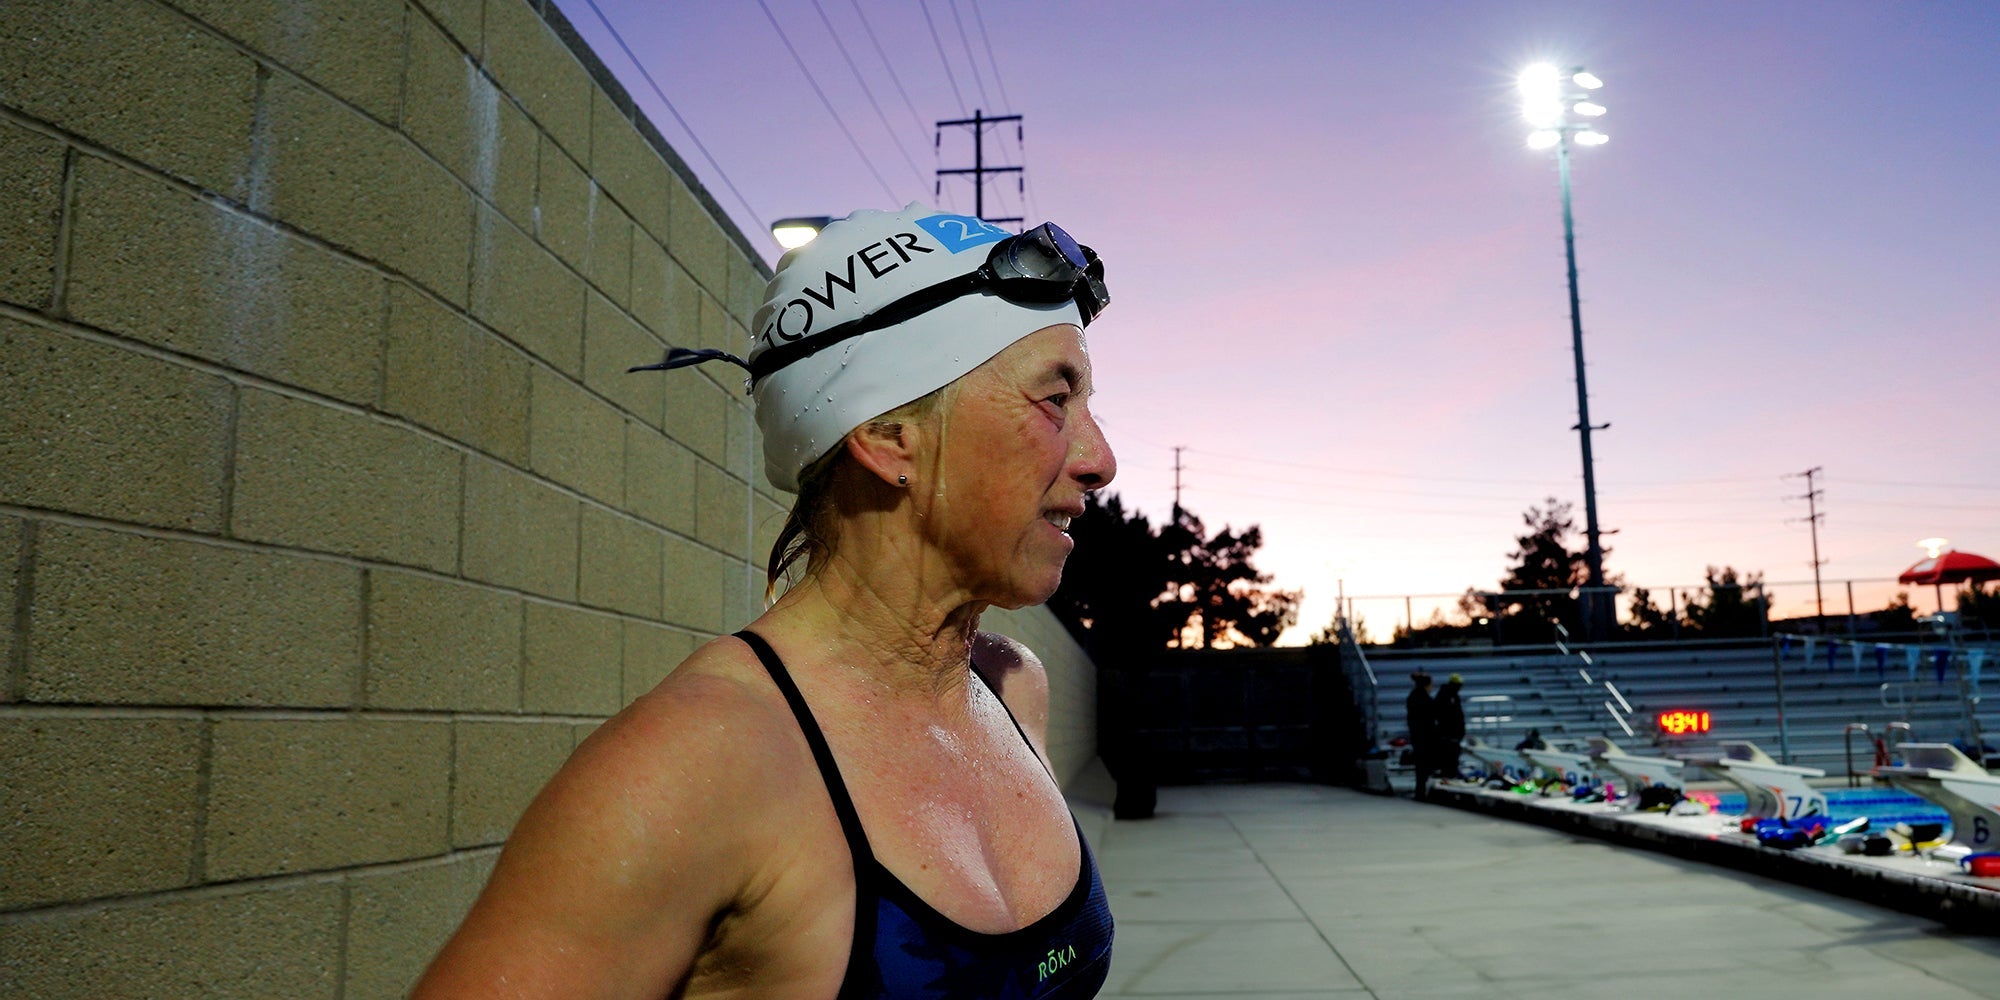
[1657,710,1711,735]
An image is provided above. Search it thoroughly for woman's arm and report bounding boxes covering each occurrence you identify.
[412,670,765,999]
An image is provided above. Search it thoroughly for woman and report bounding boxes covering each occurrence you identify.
[415,205,1118,998]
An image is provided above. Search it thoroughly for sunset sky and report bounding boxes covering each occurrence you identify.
[556,0,2000,642]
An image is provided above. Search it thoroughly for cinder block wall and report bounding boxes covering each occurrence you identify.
[0,1,1095,996]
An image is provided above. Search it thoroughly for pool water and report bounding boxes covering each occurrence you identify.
[1693,788,1950,827]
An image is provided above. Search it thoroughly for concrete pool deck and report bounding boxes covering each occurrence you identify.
[1084,784,2000,998]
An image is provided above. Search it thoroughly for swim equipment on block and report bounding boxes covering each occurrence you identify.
[1872,742,2000,853]
[1684,741,1828,820]
[1587,737,1686,793]
[1461,737,1530,783]
[1521,744,1604,789]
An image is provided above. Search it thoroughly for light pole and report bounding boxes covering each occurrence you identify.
[770,215,836,249]
[1521,64,1612,641]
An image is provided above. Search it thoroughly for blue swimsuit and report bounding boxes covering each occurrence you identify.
[737,631,1114,999]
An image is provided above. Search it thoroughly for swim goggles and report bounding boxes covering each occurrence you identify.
[630,222,1107,386]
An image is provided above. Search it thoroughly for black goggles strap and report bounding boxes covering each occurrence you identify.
[745,267,992,383]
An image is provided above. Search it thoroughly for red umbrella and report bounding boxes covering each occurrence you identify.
[1897,549,2000,613]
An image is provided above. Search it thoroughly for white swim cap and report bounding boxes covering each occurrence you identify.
[749,203,1085,492]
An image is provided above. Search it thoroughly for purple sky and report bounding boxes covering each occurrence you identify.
[558,0,2000,641]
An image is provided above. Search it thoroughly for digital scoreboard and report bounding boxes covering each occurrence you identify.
[1656,709,1711,735]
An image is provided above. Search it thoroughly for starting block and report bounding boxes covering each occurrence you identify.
[1684,741,1827,820]
[1521,744,1604,789]
[1872,743,2000,853]
[1461,737,1530,783]
[1588,737,1686,792]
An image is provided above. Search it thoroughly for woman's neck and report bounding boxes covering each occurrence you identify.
[763,552,987,699]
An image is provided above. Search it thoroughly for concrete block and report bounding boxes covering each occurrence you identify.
[693,460,748,554]
[0,716,201,909]
[206,716,450,879]
[366,570,521,712]
[451,719,574,847]
[589,89,670,242]
[623,424,695,534]
[469,330,533,465]
[571,721,601,747]
[480,0,593,161]
[0,119,63,309]
[480,81,540,229]
[727,246,768,328]
[583,290,661,427]
[471,204,583,374]
[0,316,231,533]
[167,0,407,123]
[662,254,702,347]
[461,456,577,599]
[662,369,728,467]
[629,234,669,337]
[0,517,19,683]
[528,367,625,504]
[343,854,493,1000]
[0,881,342,1000]
[667,173,729,298]
[414,0,482,51]
[26,524,360,707]
[383,283,474,442]
[578,506,661,618]
[66,155,385,405]
[752,495,788,574]
[536,141,591,273]
[661,533,726,634]
[231,388,460,572]
[622,620,696,702]
[262,73,471,306]
[720,556,759,633]
[0,0,255,194]
[522,601,621,716]
[587,191,633,306]
[401,9,475,184]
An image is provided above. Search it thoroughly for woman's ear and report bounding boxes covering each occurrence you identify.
[844,419,917,488]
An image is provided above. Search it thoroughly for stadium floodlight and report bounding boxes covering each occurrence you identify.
[1517,64,1613,639]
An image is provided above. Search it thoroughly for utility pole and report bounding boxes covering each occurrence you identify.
[1785,466,1828,630]
[1171,446,1186,518]
[935,110,1024,227]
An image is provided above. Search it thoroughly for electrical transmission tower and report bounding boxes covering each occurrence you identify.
[935,110,1023,227]
[1785,466,1827,629]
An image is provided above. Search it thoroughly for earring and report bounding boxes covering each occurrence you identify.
[897,475,909,486]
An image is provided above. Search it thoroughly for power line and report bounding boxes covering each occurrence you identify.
[916,0,968,115]
[576,0,766,244]
[1783,466,1828,626]
[845,0,930,139]
[755,0,900,204]
[806,0,929,189]
[945,0,992,110]
[966,0,1013,112]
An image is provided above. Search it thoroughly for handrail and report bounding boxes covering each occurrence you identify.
[1842,722,1870,787]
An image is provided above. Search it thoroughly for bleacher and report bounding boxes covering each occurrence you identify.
[1364,637,1998,777]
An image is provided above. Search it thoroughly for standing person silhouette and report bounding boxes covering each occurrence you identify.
[1406,671,1436,800]
[415,205,1117,998]
[1433,673,1466,785]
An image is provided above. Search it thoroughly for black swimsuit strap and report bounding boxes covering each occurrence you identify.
[970,665,1058,785]
[735,630,876,864]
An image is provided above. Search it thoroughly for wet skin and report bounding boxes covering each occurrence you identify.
[412,325,1116,999]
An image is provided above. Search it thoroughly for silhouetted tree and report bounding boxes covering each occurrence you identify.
[1956,582,2000,630]
[1873,591,1920,634]
[1682,566,1767,637]
[1624,586,1676,637]
[1467,499,1596,644]
[1049,496,1299,652]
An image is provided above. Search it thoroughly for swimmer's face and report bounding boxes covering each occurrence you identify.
[921,325,1115,607]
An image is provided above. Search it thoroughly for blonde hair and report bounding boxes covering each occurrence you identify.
[765,384,955,598]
